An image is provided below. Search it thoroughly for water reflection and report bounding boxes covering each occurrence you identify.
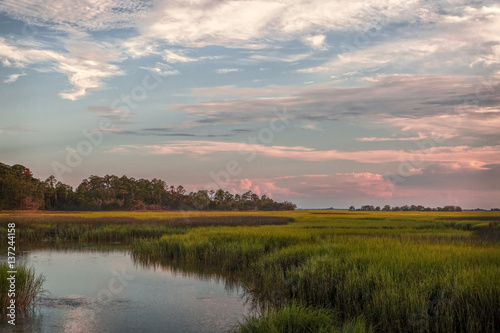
[1,249,253,333]
[131,252,266,313]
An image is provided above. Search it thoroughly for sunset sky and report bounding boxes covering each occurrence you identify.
[1,0,499,208]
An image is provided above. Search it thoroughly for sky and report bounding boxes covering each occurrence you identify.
[0,0,499,209]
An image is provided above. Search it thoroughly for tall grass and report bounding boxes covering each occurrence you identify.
[132,211,500,332]
[2,210,499,331]
[236,302,374,333]
[0,263,45,314]
[0,215,292,244]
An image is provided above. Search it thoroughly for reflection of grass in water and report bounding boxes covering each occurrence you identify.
[0,263,45,314]
[132,211,500,333]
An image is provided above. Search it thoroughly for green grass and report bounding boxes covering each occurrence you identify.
[0,212,292,244]
[2,209,499,331]
[131,210,500,332]
[236,302,374,333]
[0,263,45,314]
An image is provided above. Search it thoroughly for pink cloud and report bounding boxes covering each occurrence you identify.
[233,178,306,199]
[191,85,288,98]
[331,173,394,198]
[240,178,252,190]
[357,134,427,142]
[378,110,500,140]
[253,185,261,196]
[109,141,500,168]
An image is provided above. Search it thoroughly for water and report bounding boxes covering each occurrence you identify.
[1,250,252,333]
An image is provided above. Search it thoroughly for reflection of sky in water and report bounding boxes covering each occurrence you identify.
[1,250,251,333]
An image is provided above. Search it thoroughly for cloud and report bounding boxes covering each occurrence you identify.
[163,50,197,63]
[221,173,394,204]
[133,0,430,48]
[0,35,124,100]
[357,134,428,142]
[172,74,500,135]
[229,177,302,198]
[108,141,500,167]
[304,35,326,49]
[377,108,500,142]
[270,167,500,208]
[298,5,500,76]
[121,37,159,59]
[87,105,132,124]
[139,63,180,76]
[0,37,63,67]
[0,0,150,30]
[191,85,286,98]
[216,68,242,74]
[3,1,498,103]
[58,33,125,100]
[90,128,133,134]
[390,164,500,192]
[247,53,311,63]
[1,0,434,50]
[3,73,26,84]
[263,164,500,208]
[0,125,40,133]
[240,178,252,190]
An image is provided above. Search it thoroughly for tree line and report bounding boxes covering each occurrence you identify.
[0,162,296,211]
[349,205,464,211]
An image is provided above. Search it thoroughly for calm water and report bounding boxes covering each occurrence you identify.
[1,250,252,333]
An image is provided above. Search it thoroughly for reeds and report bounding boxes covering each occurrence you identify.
[132,212,500,332]
[0,263,45,314]
[0,214,292,244]
[236,302,374,333]
[2,210,499,331]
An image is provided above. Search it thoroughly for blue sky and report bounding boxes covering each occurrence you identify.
[1,0,499,208]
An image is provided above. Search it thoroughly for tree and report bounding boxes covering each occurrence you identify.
[0,162,298,211]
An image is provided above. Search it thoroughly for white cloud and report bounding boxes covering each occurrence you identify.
[0,37,63,67]
[248,53,310,63]
[0,35,123,100]
[140,63,180,77]
[122,38,159,59]
[216,68,242,74]
[133,0,428,49]
[59,36,124,100]
[3,73,26,84]
[0,0,431,50]
[0,0,150,30]
[2,1,499,102]
[304,35,326,49]
[163,50,197,63]
[298,5,500,75]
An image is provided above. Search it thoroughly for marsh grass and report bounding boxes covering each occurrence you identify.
[236,302,374,333]
[2,210,499,331]
[0,214,292,244]
[0,263,45,314]
[132,211,500,333]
